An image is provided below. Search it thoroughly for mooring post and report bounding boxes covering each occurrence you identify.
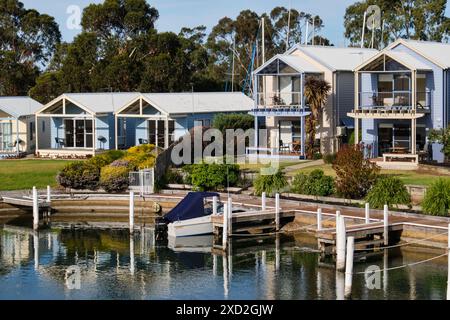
[227,197,232,236]
[275,193,280,231]
[383,204,389,246]
[344,236,355,299]
[336,216,346,272]
[129,191,135,234]
[222,203,229,250]
[365,203,370,224]
[32,186,39,230]
[261,192,266,211]
[336,210,341,229]
[317,208,322,231]
[212,196,218,215]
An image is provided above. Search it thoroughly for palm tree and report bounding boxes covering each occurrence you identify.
[304,77,331,159]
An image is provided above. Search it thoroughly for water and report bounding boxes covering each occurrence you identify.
[0,226,448,300]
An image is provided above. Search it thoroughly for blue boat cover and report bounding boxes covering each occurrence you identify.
[163,192,219,223]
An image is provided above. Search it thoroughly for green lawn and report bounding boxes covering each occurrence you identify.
[291,164,450,187]
[0,159,70,191]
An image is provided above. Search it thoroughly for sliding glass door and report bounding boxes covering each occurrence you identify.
[0,122,13,151]
[64,119,93,148]
[147,119,175,148]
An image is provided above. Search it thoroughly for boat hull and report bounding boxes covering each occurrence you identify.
[167,215,213,238]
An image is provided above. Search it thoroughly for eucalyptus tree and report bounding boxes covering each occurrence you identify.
[0,0,60,95]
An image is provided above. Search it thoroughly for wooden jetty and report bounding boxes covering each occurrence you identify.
[1,196,50,210]
[317,221,403,256]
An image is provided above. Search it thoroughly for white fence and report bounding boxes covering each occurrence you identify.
[129,169,154,195]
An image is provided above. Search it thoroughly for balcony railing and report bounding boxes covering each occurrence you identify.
[358,91,431,112]
[256,92,304,109]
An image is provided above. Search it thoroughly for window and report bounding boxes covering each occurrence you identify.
[42,120,45,133]
[64,119,93,148]
[168,120,175,143]
[29,122,34,141]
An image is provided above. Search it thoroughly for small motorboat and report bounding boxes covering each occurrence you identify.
[156,192,245,238]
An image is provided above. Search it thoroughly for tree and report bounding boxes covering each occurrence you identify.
[344,0,450,49]
[428,128,450,161]
[304,77,331,159]
[333,145,380,199]
[207,8,328,93]
[212,113,255,133]
[0,0,60,95]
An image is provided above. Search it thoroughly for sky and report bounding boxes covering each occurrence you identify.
[21,0,450,47]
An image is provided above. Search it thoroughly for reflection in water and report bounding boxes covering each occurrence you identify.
[0,227,448,300]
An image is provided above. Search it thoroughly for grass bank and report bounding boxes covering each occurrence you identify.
[0,159,70,191]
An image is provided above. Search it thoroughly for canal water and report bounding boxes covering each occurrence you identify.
[0,226,448,300]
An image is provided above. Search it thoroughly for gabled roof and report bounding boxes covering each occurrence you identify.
[290,45,379,72]
[354,49,432,72]
[254,54,322,74]
[0,97,42,118]
[140,92,253,115]
[38,92,141,115]
[387,39,450,69]
[64,93,141,114]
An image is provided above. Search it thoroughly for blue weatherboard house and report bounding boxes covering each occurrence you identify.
[35,92,253,158]
[349,39,450,163]
[114,92,253,150]
[35,93,140,158]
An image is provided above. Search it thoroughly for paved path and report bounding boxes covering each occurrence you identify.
[283,159,325,176]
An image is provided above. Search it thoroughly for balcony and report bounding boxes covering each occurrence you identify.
[359,91,430,111]
[348,91,431,120]
[251,92,310,117]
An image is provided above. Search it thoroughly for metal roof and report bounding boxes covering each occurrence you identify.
[390,39,450,69]
[293,45,379,71]
[254,54,322,74]
[64,92,141,114]
[140,92,253,115]
[354,50,433,72]
[386,51,432,71]
[0,97,42,118]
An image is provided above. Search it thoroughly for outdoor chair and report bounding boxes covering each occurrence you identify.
[279,140,290,153]
[55,137,65,148]
[139,138,149,145]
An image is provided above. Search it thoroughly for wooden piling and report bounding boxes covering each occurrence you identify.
[222,203,229,250]
[336,216,346,272]
[212,196,218,215]
[32,187,39,230]
[261,192,266,211]
[46,185,52,216]
[365,203,370,224]
[227,197,232,236]
[129,191,135,234]
[336,210,341,228]
[317,208,322,231]
[383,205,389,246]
[344,236,355,299]
[275,193,280,231]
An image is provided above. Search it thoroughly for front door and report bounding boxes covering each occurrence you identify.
[64,119,93,148]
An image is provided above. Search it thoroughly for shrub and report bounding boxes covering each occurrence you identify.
[100,165,130,193]
[323,153,337,164]
[88,150,126,169]
[291,169,335,196]
[123,144,157,170]
[253,170,288,196]
[212,113,254,133]
[422,179,450,216]
[332,145,379,199]
[165,169,184,184]
[313,152,323,160]
[365,176,411,209]
[56,161,100,190]
[183,162,240,191]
